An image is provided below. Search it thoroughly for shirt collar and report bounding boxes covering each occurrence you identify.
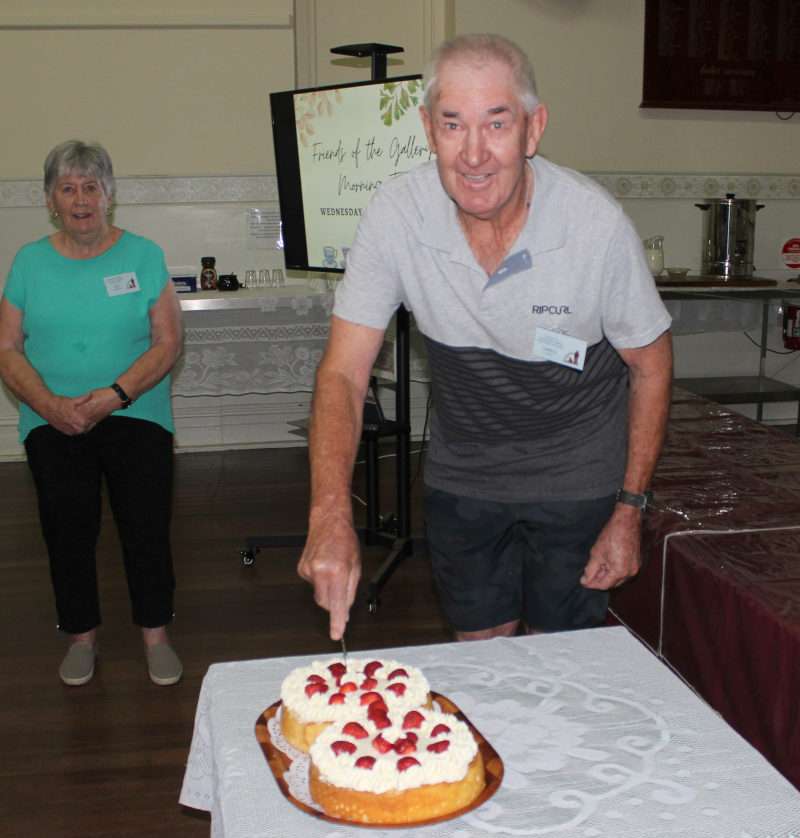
[418,156,567,264]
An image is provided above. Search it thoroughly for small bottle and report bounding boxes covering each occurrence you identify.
[200,257,218,290]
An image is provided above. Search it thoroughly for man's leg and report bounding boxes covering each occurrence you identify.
[518,494,617,632]
[425,487,523,639]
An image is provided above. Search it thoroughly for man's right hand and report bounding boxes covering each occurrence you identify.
[297,513,362,641]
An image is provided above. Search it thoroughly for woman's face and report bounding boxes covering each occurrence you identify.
[47,172,111,242]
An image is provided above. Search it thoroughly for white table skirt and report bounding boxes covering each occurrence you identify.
[176,289,430,398]
[179,626,800,838]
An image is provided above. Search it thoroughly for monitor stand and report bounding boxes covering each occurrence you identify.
[240,43,415,613]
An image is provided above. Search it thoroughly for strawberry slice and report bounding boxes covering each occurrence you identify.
[386,683,406,697]
[342,721,369,739]
[405,731,418,744]
[402,710,425,730]
[430,723,451,737]
[366,698,388,716]
[306,674,326,684]
[427,739,450,753]
[339,681,358,693]
[363,661,383,678]
[372,734,394,754]
[304,682,329,698]
[328,692,346,705]
[397,756,420,772]
[359,677,378,690]
[387,668,408,680]
[370,711,391,730]
[355,756,376,769]
[328,662,347,680]
[394,736,417,754]
[359,691,383,706]
[331,740,357,755]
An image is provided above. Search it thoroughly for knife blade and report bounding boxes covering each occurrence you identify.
[340,634,348,665]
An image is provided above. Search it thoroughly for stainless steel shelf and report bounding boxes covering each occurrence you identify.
[661,281,800,434]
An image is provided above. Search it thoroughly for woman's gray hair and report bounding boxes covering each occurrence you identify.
[43,140,116,200]
[422,34,539,114]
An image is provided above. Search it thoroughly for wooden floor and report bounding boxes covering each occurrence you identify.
[0,445,450,838]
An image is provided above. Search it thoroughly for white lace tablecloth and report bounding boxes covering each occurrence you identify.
[175,289,430,397]
[179,626,800,838]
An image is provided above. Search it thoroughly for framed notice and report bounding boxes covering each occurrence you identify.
[642,0,800,112]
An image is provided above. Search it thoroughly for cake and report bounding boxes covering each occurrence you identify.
[307,705,485,824]
[279,657,432,752]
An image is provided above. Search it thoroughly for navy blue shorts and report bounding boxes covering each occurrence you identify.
[424,487,617,633]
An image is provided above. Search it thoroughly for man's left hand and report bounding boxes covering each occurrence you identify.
[580,506,643,590]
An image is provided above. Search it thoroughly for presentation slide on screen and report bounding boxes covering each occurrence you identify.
[293,79,434,270]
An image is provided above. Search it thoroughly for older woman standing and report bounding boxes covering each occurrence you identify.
[0,140,184,686]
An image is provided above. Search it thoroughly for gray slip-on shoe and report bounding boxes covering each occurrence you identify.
[146,643,183,686]
[59,642,96,686]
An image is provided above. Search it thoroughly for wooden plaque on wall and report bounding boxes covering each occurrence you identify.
[642,0,800,111]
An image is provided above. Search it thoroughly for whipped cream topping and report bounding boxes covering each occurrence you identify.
[280,657,430,724]
[309,707,478,793]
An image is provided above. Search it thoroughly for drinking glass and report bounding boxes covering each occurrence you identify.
[244,270,257,289]
[272,269,284,288]
[258,269,269,288]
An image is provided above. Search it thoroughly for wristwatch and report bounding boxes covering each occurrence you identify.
[616,488,653,511]
[110,382,132,409]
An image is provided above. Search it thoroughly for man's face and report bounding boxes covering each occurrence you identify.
[421,58,547,224]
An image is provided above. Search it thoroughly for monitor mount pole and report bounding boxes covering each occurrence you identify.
[241,43,415,613]
[330,43,414,612]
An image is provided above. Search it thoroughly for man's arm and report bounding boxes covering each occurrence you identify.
[297,315,387,639]
[581,329,673,590]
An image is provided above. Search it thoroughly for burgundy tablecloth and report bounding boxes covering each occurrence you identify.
[661,529,800,788]
[610,386,800,788]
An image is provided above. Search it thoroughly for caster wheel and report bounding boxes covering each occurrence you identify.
[241,550,255,567]
[367,598,379,614]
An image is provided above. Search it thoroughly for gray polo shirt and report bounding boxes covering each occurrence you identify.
[334,156,671,502]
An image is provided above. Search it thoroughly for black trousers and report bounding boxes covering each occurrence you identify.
[25,417,175,635]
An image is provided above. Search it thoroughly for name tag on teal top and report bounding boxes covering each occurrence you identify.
[104,272,140,296]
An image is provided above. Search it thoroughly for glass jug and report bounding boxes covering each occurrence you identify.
[643,235,664,276]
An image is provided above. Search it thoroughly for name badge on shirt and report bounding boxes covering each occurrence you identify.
[104,272,140,296]
[533,327,587,371]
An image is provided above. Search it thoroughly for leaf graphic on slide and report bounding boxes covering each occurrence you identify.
[295,90,343,147]
[379,79,422,126]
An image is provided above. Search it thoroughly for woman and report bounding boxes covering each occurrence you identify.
[0,140,184,686]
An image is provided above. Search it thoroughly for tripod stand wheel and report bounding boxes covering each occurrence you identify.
[240,549,256,567]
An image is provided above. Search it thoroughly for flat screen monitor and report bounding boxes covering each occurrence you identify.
[270,75,434,274]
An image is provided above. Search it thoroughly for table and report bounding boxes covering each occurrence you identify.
[176,287,430,398]
[175,288,335,398]
[179,626,800,837]
[610,386,800,789]
[658,278,800,429]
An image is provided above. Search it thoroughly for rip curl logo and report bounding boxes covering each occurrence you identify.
[532,304,571,315]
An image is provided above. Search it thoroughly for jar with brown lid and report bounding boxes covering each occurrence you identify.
[200,257,218,290]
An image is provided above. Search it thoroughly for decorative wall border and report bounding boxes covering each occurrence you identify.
[0,175,279,208]
[2,171,800,209]
[588,172,800,200]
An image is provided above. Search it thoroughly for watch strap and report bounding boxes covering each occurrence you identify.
[110,382,132,409]
[616,488,652,511]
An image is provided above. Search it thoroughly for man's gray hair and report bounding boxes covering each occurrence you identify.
[422,34,539,113]
[43,140,116,199]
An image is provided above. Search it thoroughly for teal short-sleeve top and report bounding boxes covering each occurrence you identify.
[3,231,175,442]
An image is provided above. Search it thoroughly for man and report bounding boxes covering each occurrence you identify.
[298,34,673,642]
